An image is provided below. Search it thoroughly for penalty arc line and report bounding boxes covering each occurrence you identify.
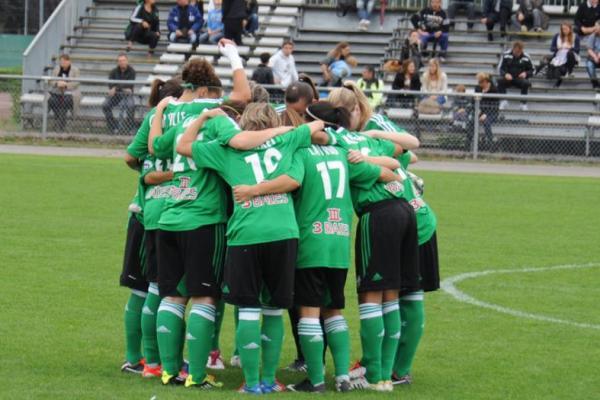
[440,262,600,331]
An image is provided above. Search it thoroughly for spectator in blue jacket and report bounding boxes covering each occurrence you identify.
[199,0,224,44]
[167,0,203,44]
[481,0,513,41]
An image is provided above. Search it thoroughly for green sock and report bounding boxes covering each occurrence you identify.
[324,315,350,381]
[394,291,425,377]
[298,317,325,386]
[141,283,161,366]
[156,300,186,376]
[233,306,239,356]
[382,300,401,381]
[124,290,146,364]
[359,303,384,384]
[260,308,284,386]
[211,300,225,351]
[237,308,261,387]
[187,303,216,382]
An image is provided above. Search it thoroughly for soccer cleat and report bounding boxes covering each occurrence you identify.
[142,364,162,378]
[391,373,413,385]
[121,360,144,374]
[238,382,263,394]
[335,379,353,392]
[206,350,225,370]
[184,374,224,389]
[348,377,370,390]
[382,380,394,392]
[348,361,366,379]
[230,355,242,368]
[369,381,388,392]
[284,358,307,372]
[261,380,286,393]
[287,378,326,393]
[161,371,186,385]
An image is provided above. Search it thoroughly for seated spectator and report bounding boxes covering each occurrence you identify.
[587,21,600,88]
[356,0,374,31]
[447,0,475,29]
[411,0,450,61]
[125,0,160,55]
[243,0,259,37]
[269,41,299,88]
[421,58,448,105]
[251,52,275,85]
[391,59,421,107]
[356,65,384,110]
[513,0,548,33]
[48,54,81,131]
[481,0,512,41]
[223,0,247,45]
[536,22,580,87]
[329,56,358,87]
[190,0,204,17]
[574,0,599,43]
[470,72,499,150]
[167,0,202,44]
[401,29,423,68]
[103,53,136,134]
[497,41,533,110]
[199,0,224,44]
[320,42,351,86]
[452,84,471,130]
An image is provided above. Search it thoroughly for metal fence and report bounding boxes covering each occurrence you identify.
[305,0,576,11]
[0,74,598,161]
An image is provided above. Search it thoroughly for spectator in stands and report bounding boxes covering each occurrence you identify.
[391,59,421,107]
[48,54,81,131]
[328,56,358,86]
[574,0,599,42]
[223,0,247,45]
[103,53,136,134]
[401,29,423,68]
[270,41,299,87]
[452,84,471,131]
[447,0,475,30]
[125,0,160,55]
[199,0,224,44]
[539,22,580,87]
[356,65,384,110]
[167,0,203,44]
[586,21,600,88]
[243,0,259,37]
[320,42,351,86]
[356,0,375,31]
[411,0,450,61]
[497,41,534,110]
[251,52,275,84]
[513,0,548,33]
[421,58,448,104]
[470,72,500,150]
[190,0,204,18]
[481,0,513,41]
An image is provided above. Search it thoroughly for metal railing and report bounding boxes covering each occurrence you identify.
[1,74,598,161]
[22,0,94,94]
[305,0,576,11]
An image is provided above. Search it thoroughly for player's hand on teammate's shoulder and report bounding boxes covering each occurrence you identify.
[347,149,365,164]
[156,96,174,111]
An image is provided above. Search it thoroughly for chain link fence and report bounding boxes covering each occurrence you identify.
[1,74,598,161]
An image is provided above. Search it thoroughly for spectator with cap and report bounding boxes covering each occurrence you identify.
[497,41,534,111]
[411,0,450,61]
[251,52,275,85]
[586,21,600,88]
[125,0,160,55]
[356,65,384,110]
[447,0,475,30]
[103,53,136,134]
[269,41,299,87]
[574,0,600,44]
[481,0,513,41]
[198,0,224,44]
[167,0,203,44]
[48,54,81,131]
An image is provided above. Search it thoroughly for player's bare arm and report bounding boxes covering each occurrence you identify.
[363,130,420,151]
[177,108,226,157]
[147,96,173,154]
[233,175,300,203]
[228,126,295,150]
[143,171,174,185]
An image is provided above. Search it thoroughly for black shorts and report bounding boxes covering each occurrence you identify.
[144,229,159,283]
[157,224,226,298]
[419,232,440,292]
[120,214,149,292]
[223,239,297,309]
[294,267,348,310]
[355,199,420,293]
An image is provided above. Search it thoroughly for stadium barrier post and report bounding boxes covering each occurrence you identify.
[41,78,49,137]
[472,95,480,159]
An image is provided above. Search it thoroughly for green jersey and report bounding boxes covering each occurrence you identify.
[363,114,406,133]
[139,155,173,230]
[152,115,235,232]
[127,108,156,159]
[326,127,405,214]
[287,145,382,269]
[191,124,312,246]
[162,98,223,132]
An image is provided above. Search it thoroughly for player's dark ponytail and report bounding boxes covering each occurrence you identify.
[148,77,183,107]
[305,101,351,129]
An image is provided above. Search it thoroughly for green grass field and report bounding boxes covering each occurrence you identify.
[2,154,599,399]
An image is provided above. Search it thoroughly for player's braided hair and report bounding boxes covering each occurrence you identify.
[181,58,221,91]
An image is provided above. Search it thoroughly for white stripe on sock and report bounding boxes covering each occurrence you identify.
[148,283,159,295]
[262,308,284,316]
[131,289,148,298]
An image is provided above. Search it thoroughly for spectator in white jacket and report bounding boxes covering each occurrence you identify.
[269,41,299,87]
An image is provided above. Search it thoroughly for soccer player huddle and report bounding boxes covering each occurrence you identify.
[119,39,440,394]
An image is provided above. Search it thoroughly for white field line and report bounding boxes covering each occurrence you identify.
[441,263,600,330]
